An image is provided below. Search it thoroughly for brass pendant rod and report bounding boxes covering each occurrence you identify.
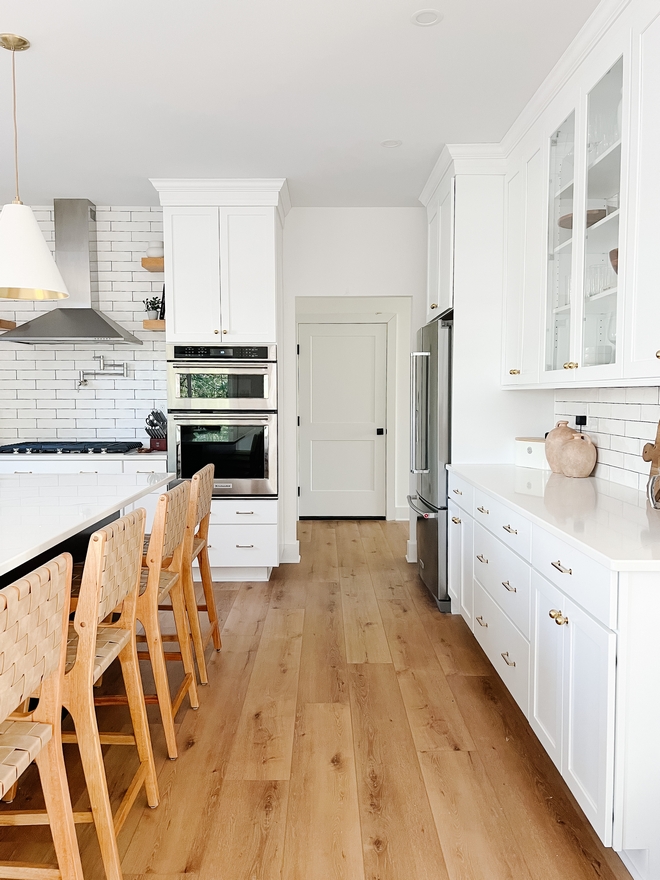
[11,47,21,204]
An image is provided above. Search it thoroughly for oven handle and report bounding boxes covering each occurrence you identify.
[169,415,272,424]
[170,363,270,373]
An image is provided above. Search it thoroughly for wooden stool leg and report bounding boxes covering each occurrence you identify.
[198,546,221,651]
[118,638,159,807]
[182,562,209,685]
[170,579,200,710]
[35,732,85,880]
[140,609,178,760]
[67,698,123,880]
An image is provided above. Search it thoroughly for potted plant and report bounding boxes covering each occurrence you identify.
[143,296,162,320]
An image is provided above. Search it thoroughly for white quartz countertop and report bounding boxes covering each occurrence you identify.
[0,471,173,576]
[0,452,167,460]
[449,464,660,571]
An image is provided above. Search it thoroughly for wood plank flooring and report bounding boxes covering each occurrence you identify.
[0,520,632,880]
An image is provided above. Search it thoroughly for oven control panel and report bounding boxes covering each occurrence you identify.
[172,345,272,360]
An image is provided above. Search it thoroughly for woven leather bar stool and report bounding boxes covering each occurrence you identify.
[60,509,159,880]
[0,553,84,880]
[97,480,199,761]
[180,464,221,685]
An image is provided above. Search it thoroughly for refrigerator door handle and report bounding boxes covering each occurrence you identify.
[407,494,439,519]
[410,351,430,474]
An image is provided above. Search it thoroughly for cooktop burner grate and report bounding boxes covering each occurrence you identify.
[0,441,144,455]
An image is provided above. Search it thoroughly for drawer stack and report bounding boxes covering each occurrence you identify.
[207,499,278,568]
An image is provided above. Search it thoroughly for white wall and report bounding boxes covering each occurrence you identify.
[0,206,165,443]
[280,207,427,561]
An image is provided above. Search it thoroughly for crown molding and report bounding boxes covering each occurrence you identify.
[420,0,634,203]
[150,178,291,222]
[500,0,633,157]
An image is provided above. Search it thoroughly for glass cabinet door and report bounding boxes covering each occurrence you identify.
[582,58,622,368]
[545,112,575,372]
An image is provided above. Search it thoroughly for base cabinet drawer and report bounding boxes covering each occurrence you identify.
[123,458,168,474]
[473,523,531,638]
[473,580,530,717]
[448,472,473,512]
[206,523,278,567]
[210,499,278,525]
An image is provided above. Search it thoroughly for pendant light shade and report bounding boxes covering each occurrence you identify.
[0,203,69,299]
[0,33,69,301]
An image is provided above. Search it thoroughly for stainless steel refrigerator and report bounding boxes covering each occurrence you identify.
[408,316,452,612]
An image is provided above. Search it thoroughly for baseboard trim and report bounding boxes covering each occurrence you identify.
[618,849,647,880]
[395,505,410,521]
[406,540,417,563]
[280,542,301,564]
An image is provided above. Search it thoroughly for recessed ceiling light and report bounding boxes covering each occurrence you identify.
[411,9,443,26]
[381,140,402,148]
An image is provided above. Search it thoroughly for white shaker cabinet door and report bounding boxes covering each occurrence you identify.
[425,175,454,321]
[530,572,565,772]
[164,206,222,343]
[218,207,277,344]
[562,594,616,846]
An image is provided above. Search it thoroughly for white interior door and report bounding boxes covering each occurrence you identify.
[298,323,387,517]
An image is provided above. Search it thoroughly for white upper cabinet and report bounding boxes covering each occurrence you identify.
[623,7,660,378]
[425,174,454,320]
[152,179,289,345]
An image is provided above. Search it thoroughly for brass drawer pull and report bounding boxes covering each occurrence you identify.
[502,580,517,593]
[549,609,569,626]
[236,544,254,549]
[451,516,461,524]
[452,488,463,495]
[502,524,518,535]
[236,511,254,515]
[501,651,516,667]
[476,554,488,564]
[551,560,572,575]
[476,615,488,628]
[477,506,489,515]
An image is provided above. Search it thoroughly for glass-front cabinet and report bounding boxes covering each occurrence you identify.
[544,57,624,381]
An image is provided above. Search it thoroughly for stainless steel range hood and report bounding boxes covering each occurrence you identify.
[2,199,142,345]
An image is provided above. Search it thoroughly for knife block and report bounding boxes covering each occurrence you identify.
[149,438,167,451]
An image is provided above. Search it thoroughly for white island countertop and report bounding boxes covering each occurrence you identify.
[0,471,174,576]
[449,464,660,571]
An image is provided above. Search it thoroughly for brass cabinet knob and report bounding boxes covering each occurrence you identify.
[563,362,570,369]
[430,303,438,310]
[571,362,578,369]
[451,516,461,524]
[223,329,228,334]
[214,329,219,334]
[509,369,521,375]
[563,361,578,369]
[549,609,561,619]
[656,351,660,359]
[549,610,569,625]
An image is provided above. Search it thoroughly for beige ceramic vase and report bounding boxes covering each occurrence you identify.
[545,420,577,473]
[559,433,597,478]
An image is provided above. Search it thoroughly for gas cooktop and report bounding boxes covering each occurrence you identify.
[0,442,144,455]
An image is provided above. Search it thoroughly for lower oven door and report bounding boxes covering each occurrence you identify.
[168,413,277,497]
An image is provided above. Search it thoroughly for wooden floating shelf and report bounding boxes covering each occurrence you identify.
[143,319,165,331]
[141,257,164,272]
[0,319,17,330]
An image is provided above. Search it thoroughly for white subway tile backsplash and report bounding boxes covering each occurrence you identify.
[0,206,167,444]
[555,386,660,490]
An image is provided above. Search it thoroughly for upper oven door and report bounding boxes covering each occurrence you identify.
[167,361,277,411]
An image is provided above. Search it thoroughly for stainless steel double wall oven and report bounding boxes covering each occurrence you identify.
[166,344,277,497]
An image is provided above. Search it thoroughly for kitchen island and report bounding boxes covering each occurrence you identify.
[0,471,174,577]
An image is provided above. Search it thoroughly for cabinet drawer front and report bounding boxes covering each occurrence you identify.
[473,490,531,558]
[206,524,278,567]
[473,580,530,717]
[0,460,124,474]
[473,523,531,639]
[123,458,168,474]
[448,472,473,512]
[531,526,616,629]
[210,499,278,524]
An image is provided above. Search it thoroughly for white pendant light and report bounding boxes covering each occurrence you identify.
[0,34,68,300]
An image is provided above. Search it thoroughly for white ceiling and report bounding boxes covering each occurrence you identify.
[0,0,600,207]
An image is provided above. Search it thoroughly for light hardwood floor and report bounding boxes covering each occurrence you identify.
[0,520,632,880]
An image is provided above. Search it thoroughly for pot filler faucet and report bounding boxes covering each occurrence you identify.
[78,354,129,387]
